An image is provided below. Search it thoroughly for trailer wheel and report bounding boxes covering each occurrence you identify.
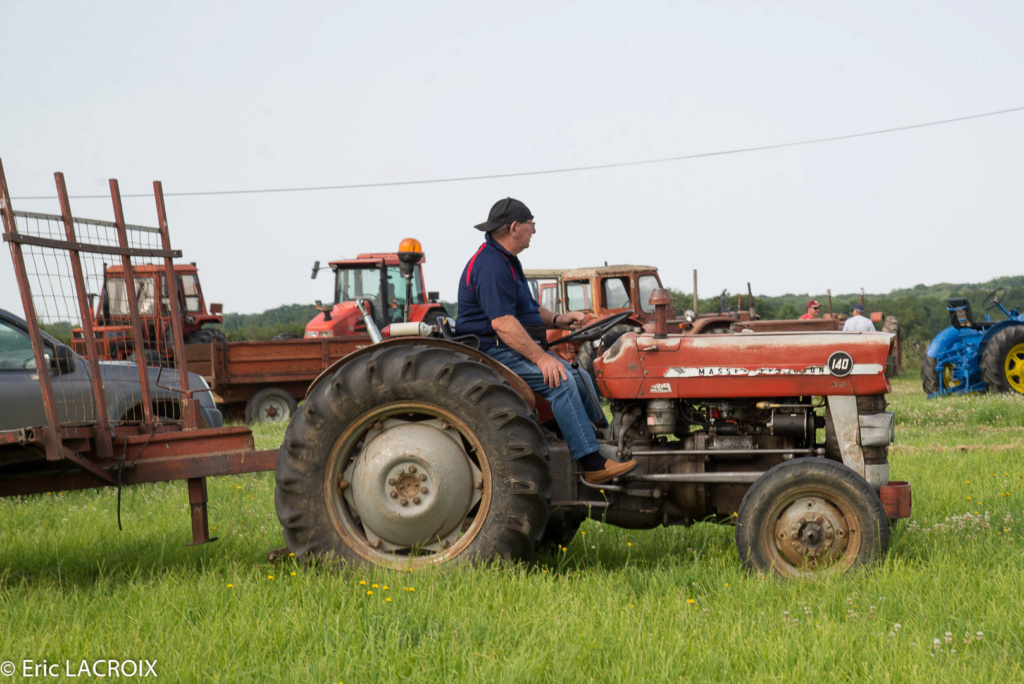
[736,459,888,578]
[274,344,550,570]
[981,326,1024,395]
[246,387,298,424]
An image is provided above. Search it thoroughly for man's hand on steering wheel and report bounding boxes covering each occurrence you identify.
[554,310,587,330]
[548,310,635,347]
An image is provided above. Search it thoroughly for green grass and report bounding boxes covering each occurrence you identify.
[2,376,1023,682]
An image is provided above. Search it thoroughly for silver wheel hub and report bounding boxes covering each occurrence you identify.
[343,418,481,551]
[258,397,290,423]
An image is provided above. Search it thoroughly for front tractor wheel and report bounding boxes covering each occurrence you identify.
[274,344,550,570]
[736,459,889,578]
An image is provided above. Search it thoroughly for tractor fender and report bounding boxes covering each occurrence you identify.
[925,326,970,358]
[979,320,1024,350]
[303,336,536,411]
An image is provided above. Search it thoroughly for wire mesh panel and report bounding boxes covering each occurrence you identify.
[13,209,186,424]
[0,163,195,457]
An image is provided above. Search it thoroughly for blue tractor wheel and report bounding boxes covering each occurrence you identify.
[921,355,962,395]
[921,356,939,394]
[981,326,1024,395]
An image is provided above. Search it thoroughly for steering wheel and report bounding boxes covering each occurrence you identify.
[982,288,1006,311]
[548,310,635,347]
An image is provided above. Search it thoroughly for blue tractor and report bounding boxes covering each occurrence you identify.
[921,288,1024,397]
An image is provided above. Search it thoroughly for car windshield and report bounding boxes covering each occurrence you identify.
[0,318,39,369]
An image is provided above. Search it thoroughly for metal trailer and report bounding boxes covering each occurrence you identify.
[0,160,275,544]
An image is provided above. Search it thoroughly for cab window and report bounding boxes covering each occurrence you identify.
[539,284,557,312]
[565,281,591,311]
[638,275,660,313]
[180,274,202,313]
[603,277,630,309]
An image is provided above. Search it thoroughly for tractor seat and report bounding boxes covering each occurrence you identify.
[946,298,996,331]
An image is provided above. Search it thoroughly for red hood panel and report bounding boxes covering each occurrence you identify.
[597,332,893,398]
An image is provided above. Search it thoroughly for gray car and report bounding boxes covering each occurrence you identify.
[0,307,222,434]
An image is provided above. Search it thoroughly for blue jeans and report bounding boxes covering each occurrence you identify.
[486,346,603,460]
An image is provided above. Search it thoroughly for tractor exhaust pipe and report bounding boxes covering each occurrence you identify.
[356,299,383,343]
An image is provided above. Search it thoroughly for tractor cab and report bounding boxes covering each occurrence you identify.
[72,263,223,361]
[305,240,447,338]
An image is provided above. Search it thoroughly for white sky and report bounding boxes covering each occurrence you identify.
[2,0,1022,314]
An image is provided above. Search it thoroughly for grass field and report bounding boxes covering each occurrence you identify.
[1,375,1023,682]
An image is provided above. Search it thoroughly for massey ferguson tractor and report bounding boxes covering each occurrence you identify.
[274,289,911,579]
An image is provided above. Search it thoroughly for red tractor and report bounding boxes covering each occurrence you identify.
[274,289,910,578]
[71,262,224,364]
[305,239,449,339]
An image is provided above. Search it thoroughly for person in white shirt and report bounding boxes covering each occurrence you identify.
[843,303,876,332]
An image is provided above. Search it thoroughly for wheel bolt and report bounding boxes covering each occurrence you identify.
[373,421,383,430]
[389,491,398,499]
[371,539,382,550]
[475,480,483,490]
[338,479,350,490]
[388,478,396,485]
[413,496,421,504]
[441,540,451,549]
[409,465,417,473]
[400,499,408,506]
[825,531,833,540]
[421,487,429,494]
[418,474,427,481]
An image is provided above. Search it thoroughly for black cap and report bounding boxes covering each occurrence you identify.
[474,197,533,232]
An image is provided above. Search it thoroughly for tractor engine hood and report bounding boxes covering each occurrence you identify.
[305,304,366,338]
[596,331,894,399]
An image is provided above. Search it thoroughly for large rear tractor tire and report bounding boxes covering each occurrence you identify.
[274,344,551,570]
[184,328,228,344]
[736,459,889,578]
[246,387,298,424]
[981,326,1024,395]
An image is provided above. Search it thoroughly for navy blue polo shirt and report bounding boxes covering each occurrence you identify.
[456,234,544,352]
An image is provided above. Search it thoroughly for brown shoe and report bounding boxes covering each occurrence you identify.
[583,459,638,485]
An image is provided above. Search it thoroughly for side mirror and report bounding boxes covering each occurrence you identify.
[311,261,321,279]
[428,291,439,302]
[53,345,76,374]
[210,303,223,315]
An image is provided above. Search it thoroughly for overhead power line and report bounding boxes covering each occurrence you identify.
[13,105,1024,201]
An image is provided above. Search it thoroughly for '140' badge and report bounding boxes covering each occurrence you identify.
[827,351,854,377]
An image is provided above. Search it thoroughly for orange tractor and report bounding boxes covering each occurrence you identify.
[71,262,224,365]
[305,239,449,339]
[274,287,911,578]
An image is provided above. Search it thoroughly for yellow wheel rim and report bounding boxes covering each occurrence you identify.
[942,363,960,389]
[1005,342,1024,394]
